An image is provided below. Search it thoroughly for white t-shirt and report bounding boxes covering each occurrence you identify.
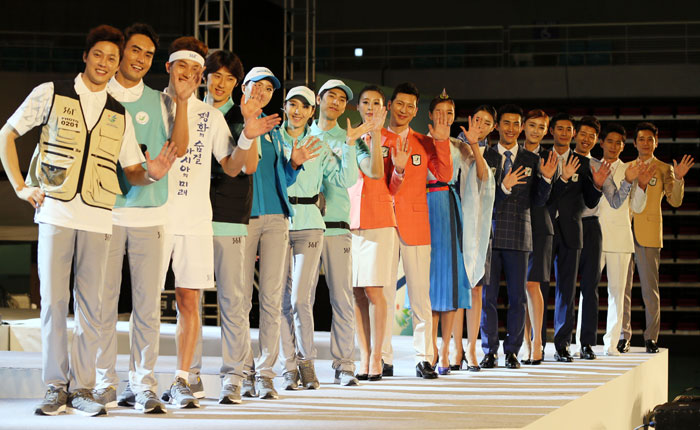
[107,78,173,228]
[7,74,144,234]
[163,90,233,236]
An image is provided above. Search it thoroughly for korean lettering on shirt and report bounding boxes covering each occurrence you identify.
[177,111,211,197]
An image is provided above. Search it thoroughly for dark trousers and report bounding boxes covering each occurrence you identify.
[552,222,582,351]
[577,217,602,346]
[481,248,528,356]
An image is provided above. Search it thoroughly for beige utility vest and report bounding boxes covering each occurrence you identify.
[29,80,126,210]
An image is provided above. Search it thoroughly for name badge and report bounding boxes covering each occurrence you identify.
[412,154,421,166]
[572,173,579,182]
[649,177,657,186]
[524,167,532,177]
[58,116,79,130]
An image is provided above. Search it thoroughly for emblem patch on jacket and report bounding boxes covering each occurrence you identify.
[649,177,657,186]
[411,154,421,166]
[382,146,389,158]
[135,111,150,125]
[572,173,579,182]
[524,167,532,176]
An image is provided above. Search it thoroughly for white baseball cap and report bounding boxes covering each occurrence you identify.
[285,86,315,106]
[317,79,353,100]
[243,66,281,89]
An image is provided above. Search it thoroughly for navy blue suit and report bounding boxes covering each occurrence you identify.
[546,151,602,352]
[481,144,551,356]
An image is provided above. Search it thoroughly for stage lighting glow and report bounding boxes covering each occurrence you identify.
[354,48,363,57]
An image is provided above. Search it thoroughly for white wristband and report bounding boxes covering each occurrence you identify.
[237,132,253,150]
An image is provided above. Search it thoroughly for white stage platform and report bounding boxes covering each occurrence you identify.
[0,313,668,429]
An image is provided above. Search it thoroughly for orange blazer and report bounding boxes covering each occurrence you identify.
[394,128,453,246]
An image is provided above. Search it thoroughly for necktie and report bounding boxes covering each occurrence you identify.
[504,150,513,177]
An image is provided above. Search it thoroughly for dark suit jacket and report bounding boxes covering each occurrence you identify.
[531,146,554,236]
[547,150,603,250]
[484,144,552,253]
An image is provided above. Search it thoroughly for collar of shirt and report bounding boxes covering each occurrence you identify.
[638,156,655,165]
[75,73,107,97]
[217,97,235,116]
[387,126,409,142]
[497,142,518,158]
[556,148,571,161]
[479,138,488,147]
[281,121,309,144]
[527,144,540,154]
[107,77,144,103]
[311,121,344,140]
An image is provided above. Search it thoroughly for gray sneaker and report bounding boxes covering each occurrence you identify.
[189,375,205,399]
[282,369,300,390]
[255,376,279,399]
[298,360,320,389]
[166,377,200,409]
[334,369,359,386]
[134,390,166,414]
[67,389,107,416]
[93,386,117,409]
[219,384,242,404]
[117,383,136,406]
[34,386,68,416]
[241,373,257,398]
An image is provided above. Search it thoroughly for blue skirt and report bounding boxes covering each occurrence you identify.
[427,183,471,311]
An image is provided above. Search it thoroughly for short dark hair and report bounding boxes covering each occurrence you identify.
[357,85,385,104]
[168,36,208,58]
[390,82,419,102]
[524,108,548,125]
[601,123,627,141]
[550,112,575,129]
[576,115,601,135]
[635,122,659,139]
[124,23,159,51]
[497,104,524,122]
[203,50,244,84]
[474,104,497,123]
[428,93,455,113]
[85,25,125,59]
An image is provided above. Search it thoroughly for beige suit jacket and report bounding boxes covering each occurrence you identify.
[630,156,684,248]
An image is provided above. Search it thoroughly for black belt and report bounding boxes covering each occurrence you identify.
[325,221,350,230]
[426,181,449,189]
[289,194,319,205]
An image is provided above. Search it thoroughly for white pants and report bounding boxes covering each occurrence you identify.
[601,251,631,355]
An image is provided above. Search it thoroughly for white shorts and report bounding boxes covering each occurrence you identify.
[162,233,215,290]
[351,227,398,288]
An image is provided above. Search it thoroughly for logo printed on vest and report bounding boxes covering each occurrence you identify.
[135,111,150,125]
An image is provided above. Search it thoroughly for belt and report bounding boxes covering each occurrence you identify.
[289,194,319,205]
[325,221,350,230]
[427,180,449,193]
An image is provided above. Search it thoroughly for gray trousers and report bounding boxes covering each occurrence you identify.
[621,232,661,342]
[38,223,110,391]
[242,214,290,379]
[280,229,324,371]
[319,233,356,372]
[213,235,252,386]
[95,225,163,393]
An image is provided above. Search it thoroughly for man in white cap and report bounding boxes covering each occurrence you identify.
[239,67,319,400]
[308,79,361,386]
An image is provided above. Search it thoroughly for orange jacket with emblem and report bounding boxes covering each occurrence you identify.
[394,128,453,246]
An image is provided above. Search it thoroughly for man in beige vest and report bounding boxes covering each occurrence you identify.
[620,122,694,353]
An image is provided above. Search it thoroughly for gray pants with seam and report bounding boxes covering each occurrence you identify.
[38,223,111,391]
[280,229,324,371]
[621,231,661,342]
[95,224,163,393]
[320,233,356,372]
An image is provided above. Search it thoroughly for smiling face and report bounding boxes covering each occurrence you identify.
[388,93,418,129]
[429,101,455,127]
[284,97,315,129]
[207,67,238,105]
[496,113,523,147]
[523,116,548,146]
[635,129,658,159]
[82,41,120,89]
[318,88,348,122]
[550,119,575,149]
[601,131,625,162]
[358,90,384,123]
[574,124,598,156]
[118,34,155,85]
[166,57,203,97]
[242,78,275,108]
[473,110,496,141]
